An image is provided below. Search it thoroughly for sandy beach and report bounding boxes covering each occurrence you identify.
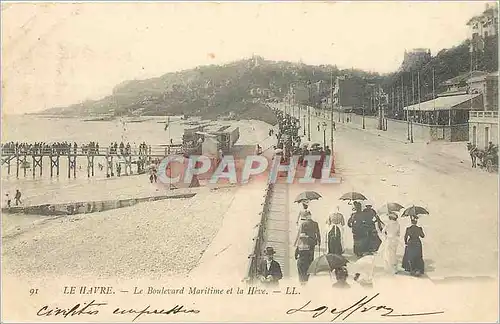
[1,118,276,281]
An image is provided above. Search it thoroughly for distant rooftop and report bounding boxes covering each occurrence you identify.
[404,93,481,111]
[442,71,488,86]
[467,3,499,25]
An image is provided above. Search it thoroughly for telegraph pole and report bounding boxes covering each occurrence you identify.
[307,81,311,141]
[403,74,409,140]
[330,71,334,152]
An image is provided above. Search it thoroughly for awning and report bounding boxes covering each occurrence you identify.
[403,94,481,111]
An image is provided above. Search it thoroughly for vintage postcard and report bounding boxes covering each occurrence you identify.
[1,1,498,322]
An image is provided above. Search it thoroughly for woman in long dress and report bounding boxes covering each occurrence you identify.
[402,216,425,276]
[377,212,401,274]
[348,201,366,257]
[326,207,345,255]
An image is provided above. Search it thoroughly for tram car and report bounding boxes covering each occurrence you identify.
[213,125,240,154]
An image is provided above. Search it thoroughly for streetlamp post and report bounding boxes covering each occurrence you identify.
[307,106,311,141]
[303,114,306,136]
[322,121,327,148]
[362,107,366,129]
[410,116,414,143]
[307,83,312,142]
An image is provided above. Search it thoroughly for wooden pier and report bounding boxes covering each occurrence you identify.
[0,144,183,179]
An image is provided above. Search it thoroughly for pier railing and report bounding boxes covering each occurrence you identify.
[244,183,274,283]
[0,144,183,157]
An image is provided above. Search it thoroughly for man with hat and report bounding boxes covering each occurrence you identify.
[258,247,283,286]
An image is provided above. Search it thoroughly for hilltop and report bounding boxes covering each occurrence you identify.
[37,34,498,123]
[381,36,498,101]
[37,56,379,124]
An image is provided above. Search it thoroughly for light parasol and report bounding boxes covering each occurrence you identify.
[377,202,405,215]
[339,192,367,201]
[294,191,322,203]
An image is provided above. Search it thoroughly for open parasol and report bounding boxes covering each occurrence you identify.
[339,192,367,201]
[308,254,348,274]
[377,202,405,215]
[294,191,322,203]
[401,205,429,217]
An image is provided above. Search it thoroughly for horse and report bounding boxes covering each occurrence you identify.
[467,143,478,168]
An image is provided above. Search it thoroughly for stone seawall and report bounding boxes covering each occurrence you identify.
[2,193,196,216]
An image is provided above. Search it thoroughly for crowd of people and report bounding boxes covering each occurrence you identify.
[257,198,427,288]
[293,200,426,287]
[1,141,152,156]
[272,108,332,178]
[1,142,76,155]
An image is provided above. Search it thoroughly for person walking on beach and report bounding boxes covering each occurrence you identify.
[326,208,345,255]
[296,202,310,227]
[149,167,157,183]
[295,211,321,259]
[377,212,401,274]
[348,201,366,257]
[402,216,425,276]
[295,233,313,285]
[5,194,11,208]
[258,247,283,287]
[14,190,22,206]
[363,202,383,253]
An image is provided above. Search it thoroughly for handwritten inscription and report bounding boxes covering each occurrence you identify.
[286,293,444,321]
[113,304,200,322]
[37,300,107,317]
[36,300,200,322]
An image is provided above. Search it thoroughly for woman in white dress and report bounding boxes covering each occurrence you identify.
[377,212,401,274]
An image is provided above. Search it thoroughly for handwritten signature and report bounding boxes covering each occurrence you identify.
[286,293,444,321]
[36,300,200,322]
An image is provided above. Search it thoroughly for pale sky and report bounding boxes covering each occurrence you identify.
[1,1,491,114]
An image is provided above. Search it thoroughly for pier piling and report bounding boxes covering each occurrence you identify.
[2,143,181,180]
[32,155,43,177]
[87,154,95,178]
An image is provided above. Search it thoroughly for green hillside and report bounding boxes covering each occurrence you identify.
[381,36,498,103]
[38,34,497,123]
[38,57,378,124]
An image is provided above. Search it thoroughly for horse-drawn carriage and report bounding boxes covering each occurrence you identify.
[481,149,498,173]
[472,144,498,173]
